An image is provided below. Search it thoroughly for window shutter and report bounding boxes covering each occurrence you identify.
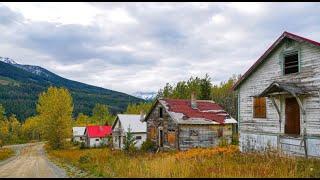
[260,97,266,118]
[253,97,266,118]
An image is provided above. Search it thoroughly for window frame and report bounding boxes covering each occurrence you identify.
[253,97,267,119]
[159,107,163,118]
[281,49,300,76]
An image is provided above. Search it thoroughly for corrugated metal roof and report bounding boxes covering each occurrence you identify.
[115,114,146,133]
[159,99,237,125]
[86,125,112,138]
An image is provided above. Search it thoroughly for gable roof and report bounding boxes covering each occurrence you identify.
[145,98,237,125]
[72,127,86,136]
[112,114,146,133]
[233,31,320,90]
[86,125,112,138]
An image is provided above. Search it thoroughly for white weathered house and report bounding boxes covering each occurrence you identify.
[233,31,320,158]
[72,127,86,143]
[112,114,147,149]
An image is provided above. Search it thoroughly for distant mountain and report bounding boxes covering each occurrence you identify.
[0,57,144,121]
[132,91,157,101]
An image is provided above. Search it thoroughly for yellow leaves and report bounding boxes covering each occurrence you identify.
[37,86,74,149]
[0,148,14,161]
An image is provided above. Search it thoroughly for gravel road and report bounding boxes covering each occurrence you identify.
[0,143,67,178]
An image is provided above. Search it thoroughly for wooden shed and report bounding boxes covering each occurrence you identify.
[143,95,237,151]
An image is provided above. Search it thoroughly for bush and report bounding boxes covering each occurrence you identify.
[79,155,90,163]
[231,134,239,145]
[218,137,228,147]
[80,142,86,149]
[141,139,156,152]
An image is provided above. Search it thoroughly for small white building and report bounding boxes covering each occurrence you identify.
[112,114,147,149]
[85,125,112,148]
[72,127,86,143]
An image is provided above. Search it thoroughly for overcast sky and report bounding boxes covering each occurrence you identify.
[0,2,320,95]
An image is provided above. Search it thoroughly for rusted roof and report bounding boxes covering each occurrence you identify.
[159,99,236,124]
[233,31,320,90]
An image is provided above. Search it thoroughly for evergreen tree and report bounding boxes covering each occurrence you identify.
[123,127,137,153]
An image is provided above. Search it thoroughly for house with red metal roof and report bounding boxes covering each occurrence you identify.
[233,31,320,158]
[85,125,112,147]
[143,93,237,151]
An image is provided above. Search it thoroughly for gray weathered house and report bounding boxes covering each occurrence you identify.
[233,31,320,158]
[143,95,237,151]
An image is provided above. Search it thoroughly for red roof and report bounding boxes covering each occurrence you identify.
[233,31,320,90]
[86,125,112,138]
[162,99,228,124]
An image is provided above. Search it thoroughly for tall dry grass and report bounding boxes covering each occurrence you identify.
[47,145,320,178]
[0,148,14,161]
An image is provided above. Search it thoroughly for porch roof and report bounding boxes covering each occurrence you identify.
[256,82,309,97]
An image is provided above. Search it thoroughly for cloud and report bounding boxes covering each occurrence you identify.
[0,2,320,94]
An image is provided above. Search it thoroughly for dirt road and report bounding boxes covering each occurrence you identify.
[0,143,67,178]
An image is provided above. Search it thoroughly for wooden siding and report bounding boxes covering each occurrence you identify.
[238,38,320,157]
[145,101,234,151]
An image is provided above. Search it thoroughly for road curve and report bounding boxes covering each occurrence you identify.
[0,143,67,178]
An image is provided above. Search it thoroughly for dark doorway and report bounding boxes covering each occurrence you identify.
[119,136,121,148]
[285,97,300,135]
[159,129,163,147]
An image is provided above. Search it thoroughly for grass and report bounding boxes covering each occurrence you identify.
[0,148,14,161]
[46,145,320,178]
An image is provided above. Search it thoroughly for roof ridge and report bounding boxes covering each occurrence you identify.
[233,31,320,90]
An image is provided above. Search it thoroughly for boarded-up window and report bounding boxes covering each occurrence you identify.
[150,127,156,139]
[167,132,176,145]
[253,97,266,118]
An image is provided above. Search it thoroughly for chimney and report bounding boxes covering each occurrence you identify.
[191,92,197,109]
[140,110,145,122]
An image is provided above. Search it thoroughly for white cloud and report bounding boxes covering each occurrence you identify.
[0,2,319,95]
[1,2,101,25]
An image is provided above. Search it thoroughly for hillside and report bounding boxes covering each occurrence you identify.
[0,58,144,121]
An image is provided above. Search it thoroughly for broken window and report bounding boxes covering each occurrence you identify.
[284,53,299,75]
[189,129,199,136]
[253,97,266,118]
[159,107,163,118]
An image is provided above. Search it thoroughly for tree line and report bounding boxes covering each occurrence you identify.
[0,86,116,149]
[125,74,240,118]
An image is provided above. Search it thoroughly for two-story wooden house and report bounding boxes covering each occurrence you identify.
[233,31,320,158]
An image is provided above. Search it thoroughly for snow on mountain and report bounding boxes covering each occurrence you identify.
[0,56,51,78]
[0,57,17,64]
[132,91,157,101]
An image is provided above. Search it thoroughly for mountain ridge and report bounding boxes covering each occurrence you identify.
[0,57,144,121]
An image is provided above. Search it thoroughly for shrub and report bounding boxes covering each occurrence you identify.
[141,139,156,152]
[79,155,90,163]
[80,142,86,149]
[123,128,137,154]
[231,134,239,145]
[218,137,228,147]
